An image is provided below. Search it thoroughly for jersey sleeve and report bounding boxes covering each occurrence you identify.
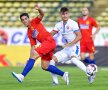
[92,18,98,27]
[72,21,80,32]
[32,16,42,24]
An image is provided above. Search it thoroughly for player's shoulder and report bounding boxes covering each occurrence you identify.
[69,19,77,23]
[68,19,78,25]
[30,18,35,24]
[55,21,62,27]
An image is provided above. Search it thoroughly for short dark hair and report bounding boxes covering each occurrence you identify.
[60,7,69,13]
[20,13,29,20]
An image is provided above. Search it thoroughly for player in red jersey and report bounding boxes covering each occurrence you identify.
[78,7,100,64]
[78,7,100,83]
[11,4,69,84]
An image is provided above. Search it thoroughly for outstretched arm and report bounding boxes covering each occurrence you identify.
[34,4,44,18]
[50,30,58,36]
[63,31,82,48]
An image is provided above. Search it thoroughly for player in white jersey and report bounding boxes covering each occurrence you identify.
[50,7,93,85]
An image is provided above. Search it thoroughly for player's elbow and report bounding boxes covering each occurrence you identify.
[79,33,82,40]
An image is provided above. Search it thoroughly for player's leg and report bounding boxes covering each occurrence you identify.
[70,56,86,73]
[86,41,96,64]
[50,58,58,85]
[38,39,69,85]
[69,45,87,73]
[87,52,97,83]
[41,60,69,85]
[80,53,91,63]
[80,42,91,63]
[12,47,40,82]
[83,53,95,64]
[88,53,95,64]
[50,49,70,85]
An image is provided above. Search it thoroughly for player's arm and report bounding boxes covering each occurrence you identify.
[50,30,58,36]
[28,35,37,47]
[50,23,59,36]
[91,20,100,40]
[63,30,82,48]
[34,4,44,19]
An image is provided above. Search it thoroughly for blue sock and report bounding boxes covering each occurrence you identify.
[46,65,64,76]
[83,57,91,63]
[21,58,35,77]
[90,59,95,64]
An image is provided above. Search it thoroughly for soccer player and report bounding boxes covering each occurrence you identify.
[78,7,100,65]
[11,4,69,85]
[49,7,91,85]
[77,7,100,83]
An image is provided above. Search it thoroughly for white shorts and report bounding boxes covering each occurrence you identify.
[54,44,80,62]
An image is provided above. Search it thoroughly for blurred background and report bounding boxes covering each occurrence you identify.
[0,0,108,67]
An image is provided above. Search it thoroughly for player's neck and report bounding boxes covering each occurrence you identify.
[82,15,88,20]
[63,20,68,24]
[27,24,31,28]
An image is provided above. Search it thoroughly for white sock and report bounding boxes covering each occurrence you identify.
[50,60,59,84]
[71,57,86,73]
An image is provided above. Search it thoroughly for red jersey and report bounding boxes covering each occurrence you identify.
[78,16,98,42]
[27,17,51,46]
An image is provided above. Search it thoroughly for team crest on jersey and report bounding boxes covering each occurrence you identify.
[67,26,69,29]
[86,21,89,24]
[31,26,34,30]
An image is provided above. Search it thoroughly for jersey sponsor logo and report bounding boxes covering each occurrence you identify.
[66,26,69,29]
[79,24,89,29]
[32,29,39,38]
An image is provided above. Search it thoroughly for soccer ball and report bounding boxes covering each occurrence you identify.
[86,64,98,75]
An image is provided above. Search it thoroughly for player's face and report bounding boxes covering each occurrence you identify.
[60,11,69,22]
[82,8,89,16]
[20,16,30,27]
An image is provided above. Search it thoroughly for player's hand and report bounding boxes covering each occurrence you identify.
[34,4,44,18]
[62,43,71,48]
[35,44,41,48]
[34,4,41,10]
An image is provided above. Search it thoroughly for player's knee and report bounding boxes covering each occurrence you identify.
[89,53,94,60]
[89,56,94,60]
[52,56,58,63]
[41,65,48,70]
[30,49,39,59]
[80,56,85,60]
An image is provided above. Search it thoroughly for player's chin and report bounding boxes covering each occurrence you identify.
[63,18,68,21]
[24,24,29,27]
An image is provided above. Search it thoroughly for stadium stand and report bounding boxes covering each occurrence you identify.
[92,0,108,27]
[0,0,94,27]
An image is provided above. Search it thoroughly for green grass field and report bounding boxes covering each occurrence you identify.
[0,66,108,90]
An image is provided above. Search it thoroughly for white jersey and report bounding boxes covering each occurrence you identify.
[53,19,80,62]
[53,19,79,44]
